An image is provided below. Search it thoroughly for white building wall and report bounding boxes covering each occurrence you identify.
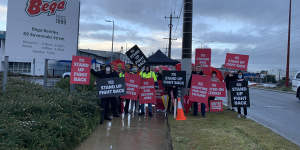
[0,38,46,76]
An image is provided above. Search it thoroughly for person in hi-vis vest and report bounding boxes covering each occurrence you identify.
[139,65,157,117]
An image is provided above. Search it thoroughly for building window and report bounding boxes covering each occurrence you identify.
[9,62,31,74]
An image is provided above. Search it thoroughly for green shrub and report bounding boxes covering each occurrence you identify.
[55,75,97,92]
[0,79,100,150]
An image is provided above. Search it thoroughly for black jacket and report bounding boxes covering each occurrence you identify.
[91,69,119,100]
[225,74,237,90]
[157,73,163,81]
[188,71,204,88]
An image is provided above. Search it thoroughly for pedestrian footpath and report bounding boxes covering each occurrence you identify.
[75,113,170,150]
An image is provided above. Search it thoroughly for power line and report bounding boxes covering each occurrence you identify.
[174,0,180,16]
[164,13,179,58]
[173,2,183,39]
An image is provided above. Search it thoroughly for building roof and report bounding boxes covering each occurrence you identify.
[79,49,122,58]
[0,31,5,40]
[79,49,131,64]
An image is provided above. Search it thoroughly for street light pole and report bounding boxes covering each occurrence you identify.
[112,21,114,63]
[285,0,292,87]
[106,20,115,63]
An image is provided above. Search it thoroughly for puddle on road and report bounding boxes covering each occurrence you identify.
[75,112,170,150]
[263,106,285,109]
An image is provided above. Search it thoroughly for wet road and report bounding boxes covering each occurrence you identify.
[223,88,300,146]
[75,113,170,150]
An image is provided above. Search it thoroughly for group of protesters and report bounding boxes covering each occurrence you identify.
[91,63,161,123]
[91,63,248,124]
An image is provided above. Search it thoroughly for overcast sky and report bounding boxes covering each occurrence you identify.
[1,0,300,74]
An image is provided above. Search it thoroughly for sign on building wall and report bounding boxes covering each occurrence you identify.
[5,0,80,60]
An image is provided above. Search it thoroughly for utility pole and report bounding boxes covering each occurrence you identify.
[164,13,179,58]
[106,19,115,63]
[285,0,292,87]
[182,0,193,93]
[164,44,168,55]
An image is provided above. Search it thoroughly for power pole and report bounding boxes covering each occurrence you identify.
[164,13,179,58]
[285,0,292,87]
[182,0,193,93]
[165,44,168,55]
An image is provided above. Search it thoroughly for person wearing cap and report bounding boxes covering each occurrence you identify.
[188,65,206,117]
[236,70,248,118]
[139,65,158,117]
[91,65,120,123]
[225,71,236,111]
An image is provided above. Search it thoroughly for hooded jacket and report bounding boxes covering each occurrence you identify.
[91,65,119,79]
[225,74,237,90]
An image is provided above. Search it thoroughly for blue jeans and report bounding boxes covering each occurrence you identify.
[141,103,152,113]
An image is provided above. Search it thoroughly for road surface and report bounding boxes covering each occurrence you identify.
[224,88,300,147]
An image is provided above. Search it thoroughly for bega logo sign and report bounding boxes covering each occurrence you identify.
[25,0,67,16]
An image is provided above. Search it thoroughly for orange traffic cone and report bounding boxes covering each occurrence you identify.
[176,98,186,120]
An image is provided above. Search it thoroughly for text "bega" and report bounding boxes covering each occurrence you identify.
[26,0,66,16]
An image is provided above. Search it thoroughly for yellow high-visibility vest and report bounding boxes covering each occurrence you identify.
[119,72,125,78]
[139,71,157,82]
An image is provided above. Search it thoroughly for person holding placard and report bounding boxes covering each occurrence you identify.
[116,65,125,114]
[225,71,236,111]
[129,65,140,114]
[156,67,167,111]
[188,65,205,117]
[208,71,219,110]
[91,65,120,122]
[236,71,248,118]
[123,64,134,114]
[139,65,158,117]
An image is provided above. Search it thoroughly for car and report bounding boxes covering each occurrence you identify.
[248,81,257,86]
[48,60,72,78]
[292,71,300,100]
[62,72,71,79]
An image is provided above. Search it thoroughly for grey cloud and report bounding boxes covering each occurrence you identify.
[80,22,130,32]
[80,0,171,31]
[3,0,300,72]
[80,31,160,45]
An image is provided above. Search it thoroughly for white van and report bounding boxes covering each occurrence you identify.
[292,71,300,100]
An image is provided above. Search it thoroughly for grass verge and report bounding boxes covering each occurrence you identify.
[0,78,100,150]
[169,109,300,150]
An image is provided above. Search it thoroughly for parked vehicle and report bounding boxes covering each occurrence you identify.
[62,72,71,78]
[48,60,72,78]
[292,71,300,100]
